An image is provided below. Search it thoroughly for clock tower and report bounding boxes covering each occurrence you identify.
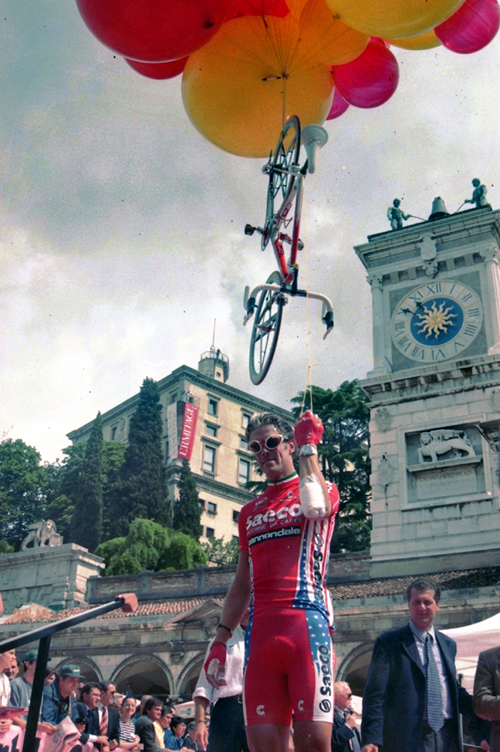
[356,201,500,563]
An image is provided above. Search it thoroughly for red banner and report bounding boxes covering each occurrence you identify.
[178,403,199,460]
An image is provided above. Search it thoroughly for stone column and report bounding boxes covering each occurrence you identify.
[480,245,500,354]
[367,274,389,375]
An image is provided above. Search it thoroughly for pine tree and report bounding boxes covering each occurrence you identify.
[173,459,203,541]
[70,412,103,551]
[109,378,170,538]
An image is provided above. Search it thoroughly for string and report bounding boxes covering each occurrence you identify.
[299,209,319,417]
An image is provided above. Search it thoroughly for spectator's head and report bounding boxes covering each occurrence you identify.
[139,695,152,715]
[4,659,19,679]
[0,650,16,674]
[407,578,441,632]
[81,683,101,710]
[112,693,124,712]
[99,681,117,708]
[58,665,86,699]
[143,697,162,722]
[186,722,197,740]
[121,697,136,719]
[22,649,47,679]
[158,706,173,729]
[170,716,186,738]
[334,682,353,711]
[44,668,57,686]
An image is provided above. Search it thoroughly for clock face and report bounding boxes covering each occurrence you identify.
[391,280,483,363]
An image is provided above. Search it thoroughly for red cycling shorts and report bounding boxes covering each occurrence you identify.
[243,607,335,726]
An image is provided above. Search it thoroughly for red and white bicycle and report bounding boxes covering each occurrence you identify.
[243,116,334,385]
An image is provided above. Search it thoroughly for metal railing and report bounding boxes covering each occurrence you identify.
[0,594,137,752]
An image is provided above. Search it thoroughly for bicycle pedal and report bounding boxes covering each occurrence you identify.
[244,224,256,236]
[298,239,304,251]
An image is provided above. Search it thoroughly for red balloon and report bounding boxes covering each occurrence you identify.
[435,0,500,53]
[327,88,350,119]
[125,57,188,79]
[75,0,234,62]
[232,0,289,17]
[332,41,399,108]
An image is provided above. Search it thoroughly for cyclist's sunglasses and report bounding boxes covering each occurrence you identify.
[249,434,292,454]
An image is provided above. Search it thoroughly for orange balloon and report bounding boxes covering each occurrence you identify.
[386,29,441,49]
[299,0,369,65]
[323,0,466,38]
[182,15,334,157]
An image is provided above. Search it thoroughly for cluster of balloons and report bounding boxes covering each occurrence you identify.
[76,0,499,157]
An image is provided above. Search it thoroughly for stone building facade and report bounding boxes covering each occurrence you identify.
[67,347,293,542]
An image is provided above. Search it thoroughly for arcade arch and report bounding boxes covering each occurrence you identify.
[112,656,171,699]
[177,654,205,698]
[336,644,374,695]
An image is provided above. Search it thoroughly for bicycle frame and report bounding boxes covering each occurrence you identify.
[266,162,306,285]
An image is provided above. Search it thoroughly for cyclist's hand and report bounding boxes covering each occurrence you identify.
[203,642,227,688]
[294,410,324,446]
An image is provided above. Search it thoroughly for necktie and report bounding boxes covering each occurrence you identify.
[425,634,444,732]
[100,706,108,736]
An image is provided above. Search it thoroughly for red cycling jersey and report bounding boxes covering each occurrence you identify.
[238,473,340,628]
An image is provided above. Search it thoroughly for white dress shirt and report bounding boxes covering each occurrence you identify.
[193,625,245,704]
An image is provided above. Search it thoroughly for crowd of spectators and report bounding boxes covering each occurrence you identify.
[0,650,204,752]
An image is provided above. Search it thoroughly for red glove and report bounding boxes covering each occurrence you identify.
[203,641,227,681]
[294,410,324,446]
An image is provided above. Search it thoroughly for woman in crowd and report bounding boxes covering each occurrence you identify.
[164,716,188,751]
[119,697,141,751]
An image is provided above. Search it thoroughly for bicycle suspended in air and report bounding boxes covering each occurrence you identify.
[243,116,334,385]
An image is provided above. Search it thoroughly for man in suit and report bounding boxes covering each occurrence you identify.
[361,578,463,752]
[331,682,361,752]
[73,682,110,748]
[98,682,121,750]
[135,697,166,752]
[473,646,500,752]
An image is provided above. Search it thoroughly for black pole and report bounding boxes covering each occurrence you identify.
[22,635,51,752]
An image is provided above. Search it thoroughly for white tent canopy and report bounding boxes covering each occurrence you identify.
[442,612,500,692]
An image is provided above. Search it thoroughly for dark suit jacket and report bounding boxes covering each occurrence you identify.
[331,707,361,752]
[72,700,94,744]
[73,703,120,745]
[98,705,120,743]
[134,715,164,752]
[361,624,462,752]
[473,646,500,752]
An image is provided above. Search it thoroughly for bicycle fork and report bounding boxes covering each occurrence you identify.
[243,267,334,339]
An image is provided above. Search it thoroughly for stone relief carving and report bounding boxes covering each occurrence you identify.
[373,407,392,433]
[377,453,393,492]
[21,519,63,550]
[418,233,437,261]
[417,429,475,464]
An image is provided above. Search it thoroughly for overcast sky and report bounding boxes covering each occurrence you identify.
[1,3,499,463]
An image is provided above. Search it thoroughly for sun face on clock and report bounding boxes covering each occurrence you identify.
[391,280,483,363]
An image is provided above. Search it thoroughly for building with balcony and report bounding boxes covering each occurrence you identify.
[67,347,293,542]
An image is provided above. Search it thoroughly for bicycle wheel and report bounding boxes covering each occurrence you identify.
[249,272,285,385]
[261,116,301,251]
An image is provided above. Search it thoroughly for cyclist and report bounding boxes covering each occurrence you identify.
[204,410,339,752]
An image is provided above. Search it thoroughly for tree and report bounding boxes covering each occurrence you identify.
[70,413,103,551]
[0,439,48,549]
[94,518,206,575]
[109,378,170,538]
[202,536,239,566]
[291,381,371,553]
[173,459,202,540]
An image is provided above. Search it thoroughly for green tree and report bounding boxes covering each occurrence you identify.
[95,518,206,575]
[202,536,239,566]
[291,381,371,553]
[109,379,170,538]
[0,439,48,549]
[173,459,202,540]
[70,413,103,551]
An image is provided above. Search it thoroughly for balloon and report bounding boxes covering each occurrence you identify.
[332,40,399,108]
[182,15,334,157]
[435,0,500,52]
[386,29,441,49]
[125,57,188,80]
[299,0,369,66]
[75,0,234,62]
[327,88,350,119]
[233,0,290,16]
[323,0,466,38]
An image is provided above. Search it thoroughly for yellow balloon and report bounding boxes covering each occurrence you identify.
[182,16,334,158]
[323,0,466,38]
[299,0,369,66]
[385,29,441,50]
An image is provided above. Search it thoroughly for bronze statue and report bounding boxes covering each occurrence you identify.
[465,178,488,209]
[387,198,410,230]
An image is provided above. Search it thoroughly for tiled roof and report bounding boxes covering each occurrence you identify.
[1,568,499,626]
